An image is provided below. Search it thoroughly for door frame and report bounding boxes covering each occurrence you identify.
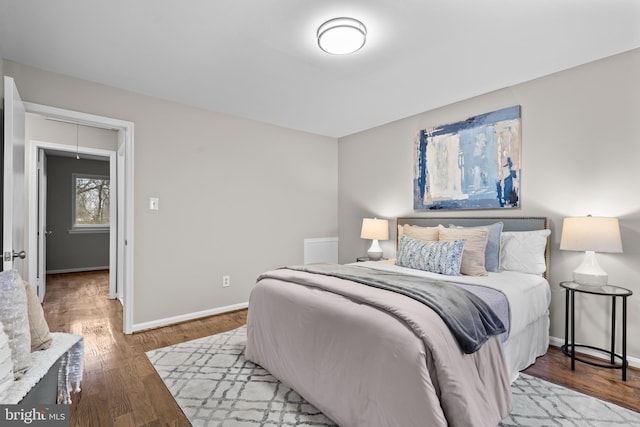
[36,148,47,301]
[24,102,135,334]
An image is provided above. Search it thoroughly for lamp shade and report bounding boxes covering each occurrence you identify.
[360,218,389,241]
[560,216,623,253]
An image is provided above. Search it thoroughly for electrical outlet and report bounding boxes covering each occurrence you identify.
[222,275,231,287]
[149,197,159,211]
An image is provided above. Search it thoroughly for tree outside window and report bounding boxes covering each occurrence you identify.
[73,174,110,228]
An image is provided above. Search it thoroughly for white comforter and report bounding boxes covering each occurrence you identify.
[357,260,551,338]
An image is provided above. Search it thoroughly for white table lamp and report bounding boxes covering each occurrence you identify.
[360,218,389,260]
[560,216,623,288]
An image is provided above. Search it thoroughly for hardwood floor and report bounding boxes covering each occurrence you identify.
[43,271,246,426]
[43,271,639,426]
[523,346,640,413]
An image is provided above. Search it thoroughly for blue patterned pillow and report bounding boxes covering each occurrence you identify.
[396,235,466,275]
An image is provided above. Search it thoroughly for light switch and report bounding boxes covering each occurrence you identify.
[149,197,159,211]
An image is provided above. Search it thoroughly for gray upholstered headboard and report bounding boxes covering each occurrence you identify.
[396,217,551,278]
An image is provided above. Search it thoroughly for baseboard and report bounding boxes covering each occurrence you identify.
[549,335,640,369]
[46,266,109,274]
[131,302,249,333]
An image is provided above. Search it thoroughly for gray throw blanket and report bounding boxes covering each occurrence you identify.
[285,264,505,354]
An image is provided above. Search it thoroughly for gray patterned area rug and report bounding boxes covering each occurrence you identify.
[146,326,640,427]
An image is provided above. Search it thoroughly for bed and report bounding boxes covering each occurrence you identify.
[245,217,551,427]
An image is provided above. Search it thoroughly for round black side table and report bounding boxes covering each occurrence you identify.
[559,281,632,381]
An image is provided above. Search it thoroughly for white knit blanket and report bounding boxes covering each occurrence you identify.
[4,332,83,404]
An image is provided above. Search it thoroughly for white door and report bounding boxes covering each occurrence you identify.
[2,76,27,276]
[36,149,48,301]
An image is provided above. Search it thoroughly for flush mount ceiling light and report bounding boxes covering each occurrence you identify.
[317,17,367,55]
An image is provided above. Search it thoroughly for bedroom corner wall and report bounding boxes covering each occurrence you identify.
[1,57,4,96]
[4,60,338,327]
[338,48,640,363]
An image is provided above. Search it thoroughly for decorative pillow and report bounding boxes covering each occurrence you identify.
[396,235,465,275]
[450,222,503,272]
[397,224,439,242]
[24,281,53,351]
[438,225,488,276]
[0,321,15,401]
[500,229,551,275]
[0,271,31,378]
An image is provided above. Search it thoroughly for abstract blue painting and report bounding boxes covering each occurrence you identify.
[414,105,521,210]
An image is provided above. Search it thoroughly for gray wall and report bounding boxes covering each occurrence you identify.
[45,155,110,273]
[0,56,4,97]
[4,59,339,326]
[338,48,640,361]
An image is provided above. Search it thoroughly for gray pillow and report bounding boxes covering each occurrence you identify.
[450,222,503,272]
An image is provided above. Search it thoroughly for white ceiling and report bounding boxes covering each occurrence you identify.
[1,0,639,138]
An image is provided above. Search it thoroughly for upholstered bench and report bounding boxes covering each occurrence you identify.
[0,270,83,404]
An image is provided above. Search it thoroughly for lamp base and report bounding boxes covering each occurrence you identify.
[573,271,608,288]
[573,250,608,288]
[367,239,383,261]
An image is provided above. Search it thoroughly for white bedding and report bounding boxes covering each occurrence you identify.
[357,260,551,381]
[357,260,550,337]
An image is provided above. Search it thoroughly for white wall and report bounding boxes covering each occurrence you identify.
[338,48,640,361]
[4,60,338,326]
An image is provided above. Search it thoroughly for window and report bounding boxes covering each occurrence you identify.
[72,174,110,231]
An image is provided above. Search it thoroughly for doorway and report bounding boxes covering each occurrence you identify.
[38,149,113,294]
[24,103,134,334]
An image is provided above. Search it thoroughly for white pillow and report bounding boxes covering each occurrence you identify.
[500,229,551,275]
[0,321,15,401]
[0,270,31,378]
